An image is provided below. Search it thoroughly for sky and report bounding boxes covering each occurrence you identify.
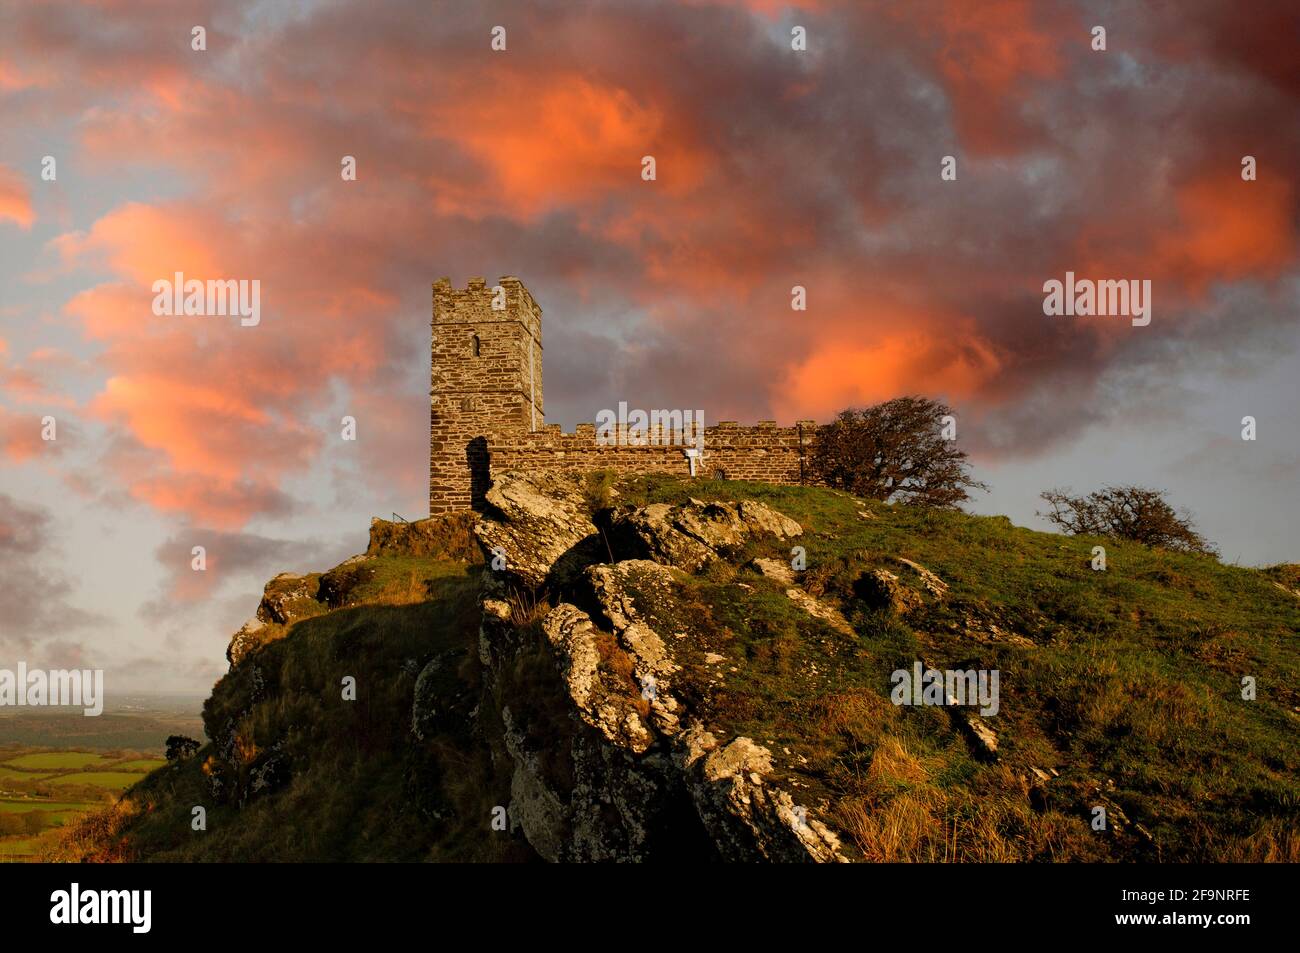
[0,0,1296,694]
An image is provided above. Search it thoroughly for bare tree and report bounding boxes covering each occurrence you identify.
[1039,486,1217,555]
[809,396,986,507]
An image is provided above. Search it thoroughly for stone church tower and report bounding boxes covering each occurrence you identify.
[429,276,543,513]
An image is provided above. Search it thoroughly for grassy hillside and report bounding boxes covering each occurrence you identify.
[47,556,534,862]
[606,476,1299,861]
[50,477,1299,862]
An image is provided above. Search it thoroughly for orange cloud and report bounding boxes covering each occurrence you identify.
[896,0,1068,155]
[774,314,1007,421]
[0,165,33,228]
[426,72,710,218]
[50,199,404,528]
[1156,174,1297,287]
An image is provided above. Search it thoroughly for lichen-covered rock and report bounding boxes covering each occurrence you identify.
[226,617,268,667]
[256,572,324,625]
[609,498,802,572]
[748,556,796,585]
[472,479,850,863]
[317,555,376,609]
[676,725,849,862]
[585,561,683,736]
[894,557,949,598]
[411,655,448,741]
[541,603,655,752]
[474,471,600,588]
[784,587,855,636]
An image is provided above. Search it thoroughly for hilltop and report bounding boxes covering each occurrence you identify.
[49,472,1300,862]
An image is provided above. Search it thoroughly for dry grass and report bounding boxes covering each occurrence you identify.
[1230,820,1300,863]
[801,690,895,746]
[595,632,651,718]
[39,798,140,863]
[834,744,1097,862]
[506,586,549,628]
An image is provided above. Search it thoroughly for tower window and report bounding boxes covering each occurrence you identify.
[471,334,481,357]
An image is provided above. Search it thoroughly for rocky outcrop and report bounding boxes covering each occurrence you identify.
[473,470,601,588]
[257,572,323,625]
[317,554,375,609]
[677,726,847,862]
[608,498,802,572]
[228,570,330,666]
[894,557,948,598]
[783,586,855,636]
[541,601,657,752]
[226,617,268,667]
[750,556,855,635]
[748,556,796,585]
[853,558,947,617]
[473,472,847,862]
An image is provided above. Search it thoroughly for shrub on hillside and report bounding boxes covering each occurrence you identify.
[1038,485,1218,555]
[809,396,986,507]
[165,735,201,762]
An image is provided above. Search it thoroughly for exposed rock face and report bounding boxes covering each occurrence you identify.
[229,570,331,666]
[678,726,847,863]
[478,569,700,862]
[473,470,600,588]
[784,586,856,636]
[608,497,803,572]
[894,557,948,598]
[318,555,375,609]
[227,617,267,667]
[542,601,657,752]
[850,558,949,619]
[473,471,846,862]
[412,650,465,741]
[257,572,321,625]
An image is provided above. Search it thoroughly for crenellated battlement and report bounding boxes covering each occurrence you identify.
[430,277,817,513]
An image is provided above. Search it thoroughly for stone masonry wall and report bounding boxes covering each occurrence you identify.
[430,276,819,514]
[431,276,544,514]
[487,421,817,487]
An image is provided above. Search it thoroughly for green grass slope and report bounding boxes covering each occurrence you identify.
[48,558,533,862]
[605,476,1299,861]
[50,478,1299,862]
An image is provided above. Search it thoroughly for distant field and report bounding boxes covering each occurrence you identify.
[53,771,152,788]
[0,694,204,750]
[0,745,167,861]
[4,751,105,771]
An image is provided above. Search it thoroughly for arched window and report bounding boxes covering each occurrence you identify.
[471,334,481,357]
